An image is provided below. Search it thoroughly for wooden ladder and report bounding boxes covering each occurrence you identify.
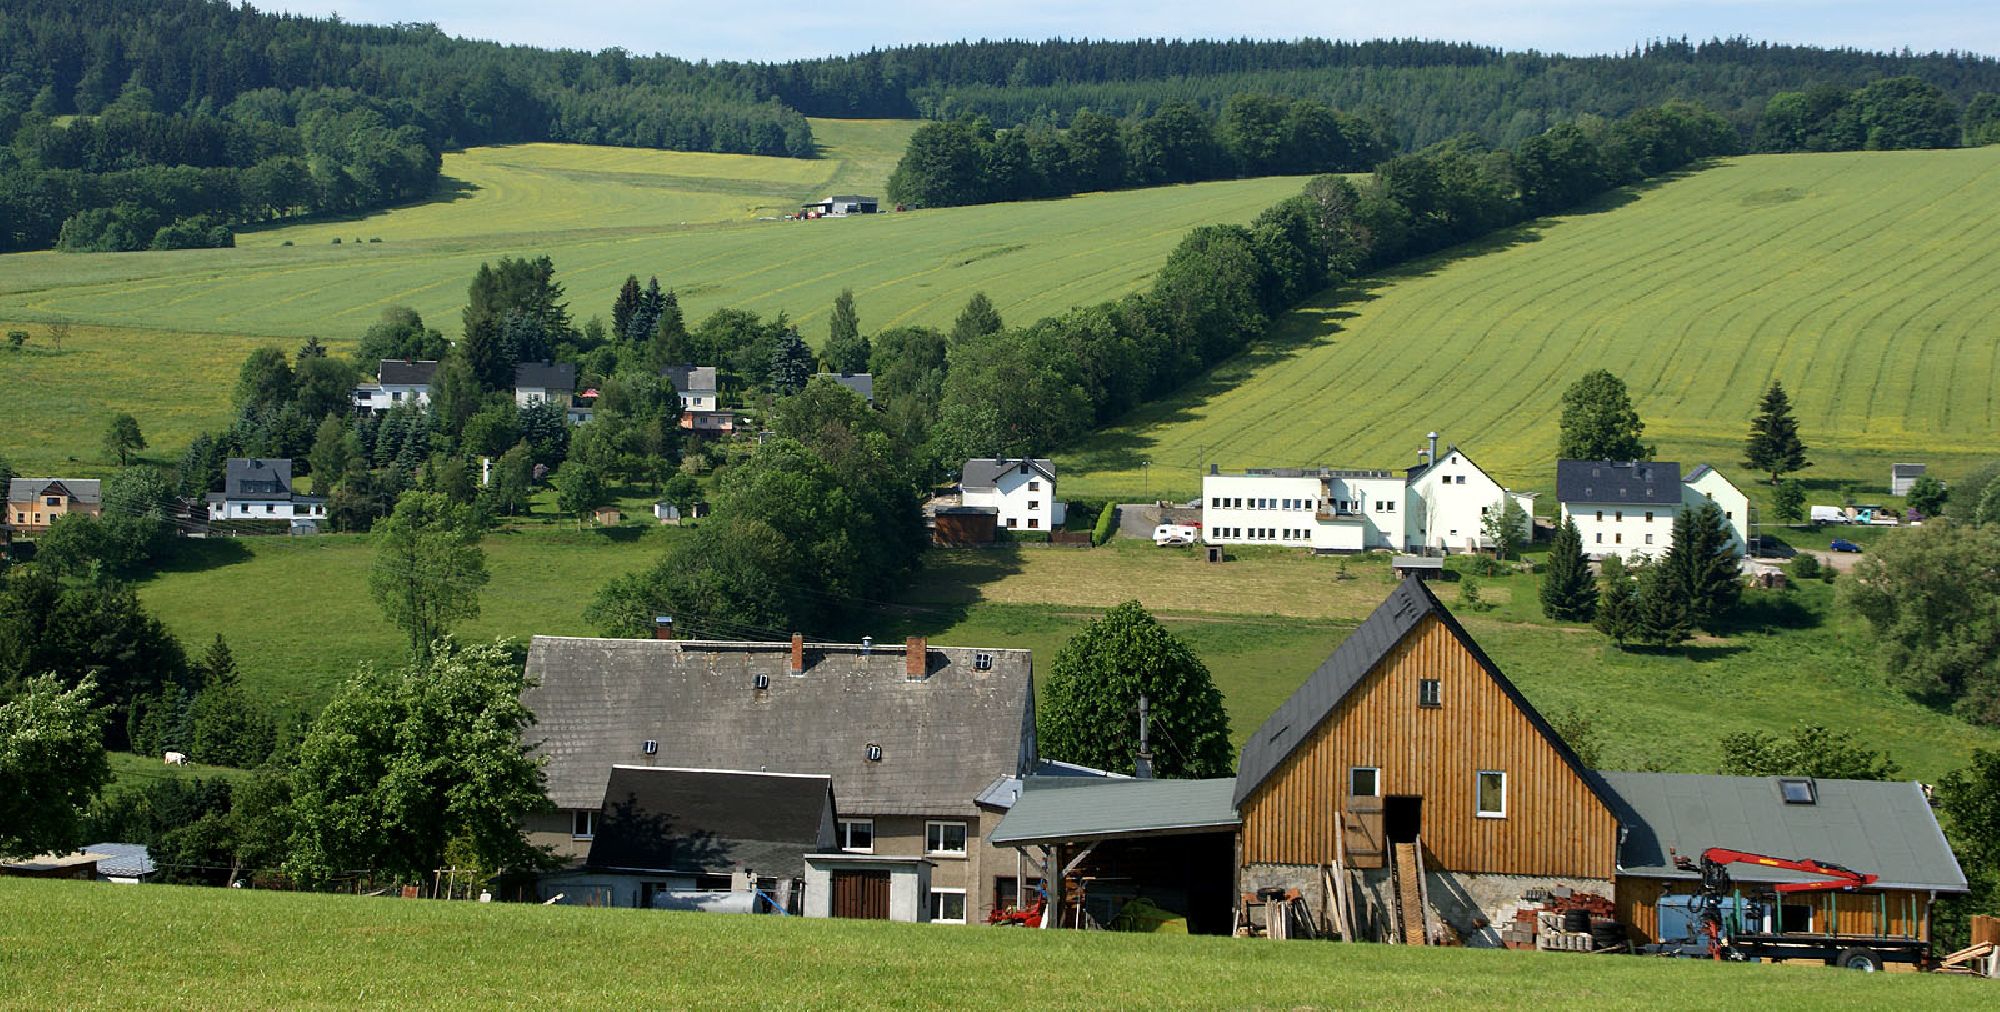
[1393,841,1426,945]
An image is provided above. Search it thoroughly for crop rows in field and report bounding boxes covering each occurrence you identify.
[1062,147,2000,499]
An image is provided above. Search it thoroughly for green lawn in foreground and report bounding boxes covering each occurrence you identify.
[1061,146,2000,502]
[0,879,1983,1010]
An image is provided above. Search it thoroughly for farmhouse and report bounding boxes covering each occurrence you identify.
[800,195,878,217]
[537,765,836,912]
[1404,440,1539,554]
[205,458,325,522]
[6,478,102,535]
[1557,460,1752,561]
[351,359,437,414]
[521,631,1037,923]
[1681,464,1750,553]
[960,458,1066,531]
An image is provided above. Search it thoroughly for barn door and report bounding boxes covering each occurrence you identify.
[1343,797,1386,870]
[832,869,892,919]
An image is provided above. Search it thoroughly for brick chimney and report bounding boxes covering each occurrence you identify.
[652,616,674,640]
[905,636,927,679]
[790,633,806,674]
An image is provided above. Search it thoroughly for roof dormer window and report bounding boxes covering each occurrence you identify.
[1778,778,1816,805]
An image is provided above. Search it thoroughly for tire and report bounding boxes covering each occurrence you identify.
[1590,920,1627,952]
[1836,947,1884,972]
[1563,909,1591,933]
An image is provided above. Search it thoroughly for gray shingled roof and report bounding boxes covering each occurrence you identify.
[515,361,576,392]
[661,364,718,395]
[990,776,1240,846]
[377,359,438,386]
[523,637,1036,817]
[222,458,293,500]
[961,458,1056,491]
[7,478,102,505]
[80,842,155,879]
[588,766,834,878]
[1597,772,1967,891]
[1232,577,1609,810]
[1556,460,1684,506]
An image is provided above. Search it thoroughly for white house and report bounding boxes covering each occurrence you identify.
[1682,465,1751,554]
[206,458,326,522]
[515,360,577,409]
[1405,441,1538,554]
[1201,466,1406,552]
[662,365,720,414]
[961,458,1066,531]
[1555,460,1686,561]
[352,359,438,414]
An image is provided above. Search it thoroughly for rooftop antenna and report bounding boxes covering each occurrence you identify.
[1135,694,1155,780]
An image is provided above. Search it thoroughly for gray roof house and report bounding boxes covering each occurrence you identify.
[661,365,719,397]
[1891,463,1926,496]
[1555,459,1685,506]
[8,478,102,506]
[961,458,1056,491]
[377,359,439,386]
[81,842,156,883]
[515,361,577,397]
[206,458,326,523]
[816,372,874,404]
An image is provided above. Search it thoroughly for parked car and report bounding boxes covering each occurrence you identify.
[1829,539,1863,553]
[1153,524,1200,547]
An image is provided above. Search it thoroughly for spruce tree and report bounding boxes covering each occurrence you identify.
[951,291,1003,345]
[1662,502,1740,631]
[1634,563,1692,648]
[823,288,870,372]
[1773,478,1805,523]
[1742,380,1811,484]
[611,275,642,341]
[768,328,813,395]
[1540,517,1598,621]
[1594,567,1639,647]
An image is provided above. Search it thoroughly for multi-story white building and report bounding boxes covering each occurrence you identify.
[1682,465,1750,554]
[1556,459,1755,562]
[960,458,1066,532]
[1405,444,1539,554]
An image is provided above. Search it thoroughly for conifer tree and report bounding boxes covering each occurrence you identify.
[1773,478,1805,523]
[1662,501,1740,631]
[768,327,814,395]
[1594,566,1639,647]
[1743,380,1811,484]
[822,288,870,373]
[1540,516,1598,621]
[611,275,642,341]
[1634,563,1693,648]
[951,291,1003,345]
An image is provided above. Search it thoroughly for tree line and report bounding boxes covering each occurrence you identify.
[1757,76,1993,151]
[886,96,1390,207]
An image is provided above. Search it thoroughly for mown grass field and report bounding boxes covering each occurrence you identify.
[1062,146,2000,502]
[0,879,1986,1010]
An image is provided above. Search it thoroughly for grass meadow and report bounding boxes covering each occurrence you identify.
[1061,146,2000,503]
[1,878,1988,1010]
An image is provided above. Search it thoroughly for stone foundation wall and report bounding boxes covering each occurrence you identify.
[1243,862,1611,945]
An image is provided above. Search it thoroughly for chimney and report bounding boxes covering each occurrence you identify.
[1427,431,1440,464]
[861,635,874,654]
[790,633,805,674]
[1134,694,1155,780]
[1208,463,1218,476]
[905,636,927,679]
[652,616,674,640]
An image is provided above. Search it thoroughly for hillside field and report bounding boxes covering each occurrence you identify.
[1,879,1987,1010]
[1061,146,2000,502]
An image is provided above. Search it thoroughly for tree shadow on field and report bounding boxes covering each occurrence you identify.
[840,544,1032,643]
[149,536,253,576]
[232,177,481,237]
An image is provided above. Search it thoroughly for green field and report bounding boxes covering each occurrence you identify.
[1,879,1985,1010]
[1062,147,2000,501]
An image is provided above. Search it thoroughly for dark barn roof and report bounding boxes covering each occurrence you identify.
[1232,577,1609,810]
[524,637,1036,817]
[1555,460,1684,506]
[817,372,874,402]
[515,361,577,391]
[588,766,834,878]
[376,359,439,386]
[1598,771,1967,892]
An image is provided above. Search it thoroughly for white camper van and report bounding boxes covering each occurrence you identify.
[1154,524,1199,546]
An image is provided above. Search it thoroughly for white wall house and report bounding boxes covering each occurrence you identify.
[1682,465,1751,554]
[961,459,1066,531]
[352,359,438,414]
[1556,460,1686,562]
[663,365,720,414]
[1202,467,1406,552]
[1405,443,1537,554]
[206,458,327,522]
[515,361,577,409]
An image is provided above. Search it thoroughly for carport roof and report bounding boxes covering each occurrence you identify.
[988,776,1239,846]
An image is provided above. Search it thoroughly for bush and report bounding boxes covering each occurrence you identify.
[1092,503,1118,546]
[149,215,234,250]
[1788,553,1822,581]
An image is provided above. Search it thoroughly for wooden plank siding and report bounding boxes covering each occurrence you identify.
[1240,615,1618,878]
[1616,877,1931,943]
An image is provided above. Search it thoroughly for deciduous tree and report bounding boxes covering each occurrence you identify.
[821,288,870,373]
[1558,369,1651,461]
[1718,723,1901,780]
[1038,601,1233,778]
[102,412,146,466]
[951,291,1003,345]
[0,675,109,859]
[1906,475,1948,518]
[367,491,489,661]
[1842,523,2000,724]
[1483,495,1528,560]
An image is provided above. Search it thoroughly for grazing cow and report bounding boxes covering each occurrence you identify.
[163,752,187,765]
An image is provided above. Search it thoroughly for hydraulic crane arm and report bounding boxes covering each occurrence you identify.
[1680,847,1878,894]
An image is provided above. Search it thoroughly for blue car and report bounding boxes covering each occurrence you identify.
[1829,539,1862,553]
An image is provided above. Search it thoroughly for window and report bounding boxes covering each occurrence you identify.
[929,888,967,923]
[926,821,968,855]
[1418,678,1442,707]
[1645,533,1654,545]
[1614,533,1623,545]
[1595,533,1603,544]
[1477,771,1507,818]
[1210,497,1221,508]
[974,651,994,670]
[1615,511,1623,522]
[44,496,60,507]
[865,743,884,762]
[1383,501,1395,512]
[1006,518,1017,528]
[1348,766,1380,797]
[1595,510,1603,522]
[1644,511,1654,522]
[1778,778,1817,805]
[838,818,875,852]
[1028,481,1040,491]
[571,810,596,840]
[264,504,276,514]
[1455,476,1467,484]
[1480,506,1490,516]
[1027,518,1039,528]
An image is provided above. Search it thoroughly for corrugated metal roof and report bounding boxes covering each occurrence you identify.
[989,776,1240,845]
[1555,459,1684,506]
[1596,771,1967,891]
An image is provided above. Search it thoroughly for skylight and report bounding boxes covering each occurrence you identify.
[1779,778,1816,805]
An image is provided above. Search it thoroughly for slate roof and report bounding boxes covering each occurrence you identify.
[7,478,102,505]
[1596,772,1967,892]
[81,842,155,879]
[962,458,1056,491]
[1891,463,1926,478]
[1555,460,1684,506]
[661,364,719,395]
[1232,577,1609,810]
[222,458,294,500]
[523,637,1036,817]
[817,372,874,402]
[989,776,1241,846]
[515,361,577,392]
[587,766,834,878]
[376,359,438,386]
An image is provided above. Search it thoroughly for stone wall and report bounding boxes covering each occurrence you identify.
[1244,861,1612,945]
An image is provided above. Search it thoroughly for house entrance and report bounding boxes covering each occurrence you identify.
[831,869,891,919]
[1384,795,1423,844]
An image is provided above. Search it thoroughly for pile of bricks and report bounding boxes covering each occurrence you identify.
[1497,886,1617,951]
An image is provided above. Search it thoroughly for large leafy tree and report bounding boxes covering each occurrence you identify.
[286,640,551,886]
[1742,380,1811,484]
[102,412,146,466]
[0,674,109,859]
[1935,750,2000,948]
[1558,369,1651,461]
[1483,496,1528,560]
[1540,517,1598,621]
[368,491,489,661]
[1842,523,2000,724]
[1717,723,1901,780]
[1660,501,1741,631]
[1038,601,1233,778]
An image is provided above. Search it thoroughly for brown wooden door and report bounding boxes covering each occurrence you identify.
[831,870,891,919]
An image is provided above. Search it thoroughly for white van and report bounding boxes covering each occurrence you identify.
[1809,505,1847,525]
[1154,524,1200,546]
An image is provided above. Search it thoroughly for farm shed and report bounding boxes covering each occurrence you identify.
[540,765,834,912]
[82,843,156,884]
[800,195,878,217]
[1891,463,1926,496]
[989,776,1242,934]
[0,852,109,880]
[933,505,999,546]
[1601,772,1965,947]
[1391,555,1443,579]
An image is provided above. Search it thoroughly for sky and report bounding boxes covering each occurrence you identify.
[265,1,1998,63]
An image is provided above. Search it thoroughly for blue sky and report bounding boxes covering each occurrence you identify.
[268,1,1997,61]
